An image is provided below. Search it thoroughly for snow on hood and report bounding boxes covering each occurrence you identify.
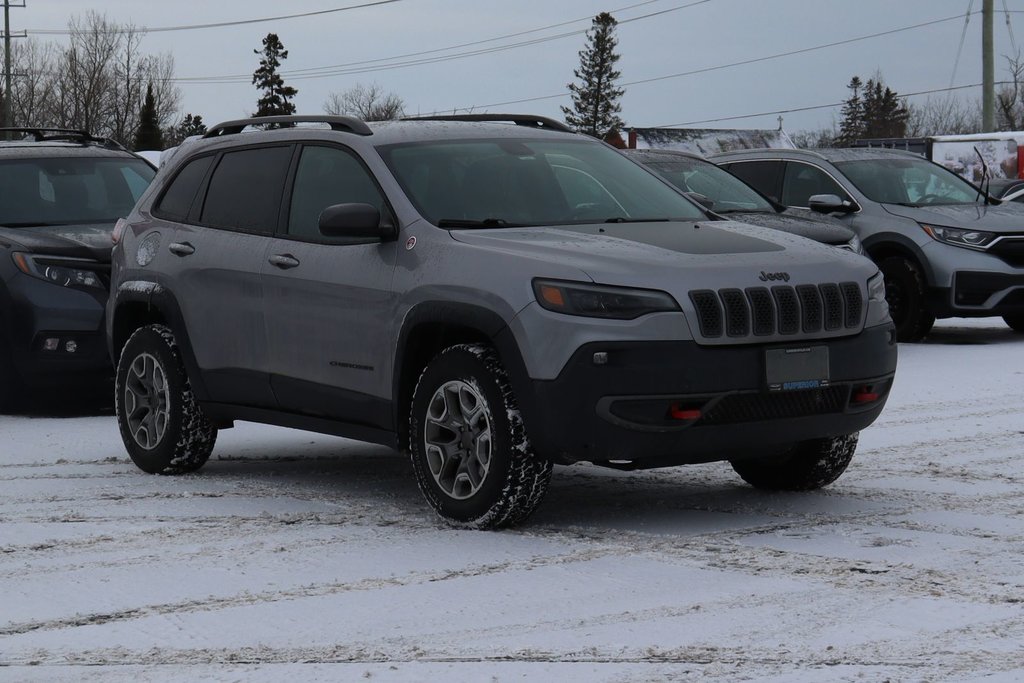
[881,202,1024,233]
[0,223,114,261]
[449,220,875,293]
[723,210,855,245]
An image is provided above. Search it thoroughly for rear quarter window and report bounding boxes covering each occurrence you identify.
[153,155,215,222]
[200,146,293,233]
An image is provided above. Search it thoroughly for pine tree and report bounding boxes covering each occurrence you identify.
[252,33,298,119]
[164,113,207,146]
[862,78,908,138]
[837,76,864,146]
[133,83,164,151]
[561,12,625,138]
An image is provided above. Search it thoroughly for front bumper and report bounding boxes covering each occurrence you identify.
[519,323,897,467]
[929,271,1024,318]
[1,271,112,388]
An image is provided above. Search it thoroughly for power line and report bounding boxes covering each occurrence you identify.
[1003,0,1018,53]
[429,11,977,114]
[949,0,975,90]
[655,81,1010,127]
[24,0,405,35]
[170,0,714,83]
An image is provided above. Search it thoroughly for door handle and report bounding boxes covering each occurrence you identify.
[168,242,195,256]
[268,253,300,269]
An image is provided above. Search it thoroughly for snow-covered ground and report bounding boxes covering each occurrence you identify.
[2,318,1022,682]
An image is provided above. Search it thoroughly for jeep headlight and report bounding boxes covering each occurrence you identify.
[868,271,886,301]
[533,279,680,319]
[12,252,105,289]
[920,224,996,250]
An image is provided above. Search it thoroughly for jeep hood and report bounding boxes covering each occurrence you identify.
[721,210,855,245]
[0,223,114,262]
[881,202,1024,233]
[449,220,876,291]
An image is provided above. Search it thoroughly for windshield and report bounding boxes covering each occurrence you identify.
[380,138,706,227]
[0,156,156,227]
[642,157,776,213]
[836,157,981,206]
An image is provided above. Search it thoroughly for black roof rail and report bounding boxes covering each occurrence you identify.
[0,127,128,151]
[401,114,574,133]
[203,115,373,138]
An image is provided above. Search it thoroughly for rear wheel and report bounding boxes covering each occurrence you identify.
[1003,314,1024,332]
[409,344,552,529]
[878,256,934,342]
[730,434,859,491]
[115,324,216,474]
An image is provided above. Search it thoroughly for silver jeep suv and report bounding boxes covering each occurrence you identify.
[107,114,897,529]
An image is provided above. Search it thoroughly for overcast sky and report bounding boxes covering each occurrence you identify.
[11,0,1023,133]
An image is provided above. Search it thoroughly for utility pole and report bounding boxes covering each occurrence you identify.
[983,0,995,131]
[2,0,25,134]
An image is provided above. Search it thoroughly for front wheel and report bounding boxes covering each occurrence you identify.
[0,334,26,413]
[409,344,552,529]
[1003,314,1024,332]
[878,256,934,343]
[115,324,216,474]
[730,433,859,491]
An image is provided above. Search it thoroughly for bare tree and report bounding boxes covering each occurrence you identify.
[8,11,181,146]
[906,96,983,136]
[324,82,405,121]
[996,52,1024,131]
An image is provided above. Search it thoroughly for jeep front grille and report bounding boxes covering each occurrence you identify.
[689,282,863,340]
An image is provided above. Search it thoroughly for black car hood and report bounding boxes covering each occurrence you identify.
[0,223,114,262]
[881,202,1024,233]
[721,209,856,245]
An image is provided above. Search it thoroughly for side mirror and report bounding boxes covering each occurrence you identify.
[318,203,395,240]
[686,192,715,210]
[808,193,856,214]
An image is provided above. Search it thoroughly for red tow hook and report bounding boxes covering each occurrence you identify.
[852,387,880,404]
[669,404,702,421]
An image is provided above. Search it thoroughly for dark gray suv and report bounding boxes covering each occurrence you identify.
[715,147,1024,342]
[0,128,155,411]
[107,115,897,529]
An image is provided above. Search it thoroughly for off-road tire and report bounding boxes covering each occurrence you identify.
[409,344,553,529]
[730,433,859,491]
[1003,314,1024,332]
[115,324,216,474]
[878,256,935,343]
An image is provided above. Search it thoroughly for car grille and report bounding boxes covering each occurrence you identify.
[689,283,863,340]
[989,237,1024,268]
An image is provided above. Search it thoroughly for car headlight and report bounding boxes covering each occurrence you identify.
[868,271,886,302]
[12,252,105,289]
[920,224,996,250]
[533,278,680,319]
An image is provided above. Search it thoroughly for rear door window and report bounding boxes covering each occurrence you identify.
[723,160,784,203]
[200,146,293,233]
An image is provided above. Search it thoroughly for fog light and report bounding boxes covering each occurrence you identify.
[65,340,78,353]
[43,337,59,351]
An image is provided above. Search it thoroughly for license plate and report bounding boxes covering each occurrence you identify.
[766,346,830,392]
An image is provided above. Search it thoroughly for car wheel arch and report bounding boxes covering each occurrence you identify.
[392,302,532,451]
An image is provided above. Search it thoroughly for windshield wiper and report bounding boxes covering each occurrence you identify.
[603,217,671,223]
[436,218,527,229]
[973,146,995,205]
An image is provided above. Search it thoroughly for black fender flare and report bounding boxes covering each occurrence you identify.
[862,232,936,285]
[109,279,210,401]
[392,301,537,439]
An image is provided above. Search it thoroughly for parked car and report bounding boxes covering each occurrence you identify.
[0,128,156,411]
[108,114,896,529]
[623,148,864,253]
[714,147,1024,341]
[989,177,1024,203]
